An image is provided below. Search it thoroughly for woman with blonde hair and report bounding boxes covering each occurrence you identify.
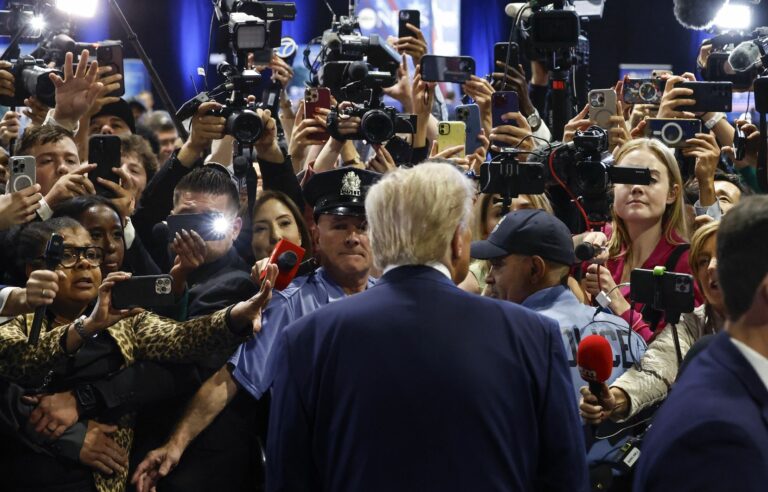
[583,138,703,342]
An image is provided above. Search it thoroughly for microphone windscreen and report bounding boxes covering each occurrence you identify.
[673,0,728,30]
[577,335,613,384]
[348,61,369,81]
[728,41,760,72]
[276,251,299,272]
[153,221,170,243]
[575,242,596,262]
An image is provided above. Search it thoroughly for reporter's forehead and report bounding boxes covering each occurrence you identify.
[174,190,235,214]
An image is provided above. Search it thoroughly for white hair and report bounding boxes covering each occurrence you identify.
[365,163,475,270]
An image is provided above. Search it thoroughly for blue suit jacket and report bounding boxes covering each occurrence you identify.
[634,331,768,491]
[266,266,588,492]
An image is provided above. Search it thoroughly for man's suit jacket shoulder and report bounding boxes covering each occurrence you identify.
[634,331,768,491]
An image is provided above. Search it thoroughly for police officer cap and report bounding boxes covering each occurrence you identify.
[303,168,382,217]
[470,209,576,265]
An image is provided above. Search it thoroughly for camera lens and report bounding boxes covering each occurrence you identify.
[661,122,683,145]
[361,109,395,144]
[227,109,263,145]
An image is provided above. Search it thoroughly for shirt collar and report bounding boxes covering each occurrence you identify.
[521,285,572,310]
[382,262,452,281]
[731,337,768,393]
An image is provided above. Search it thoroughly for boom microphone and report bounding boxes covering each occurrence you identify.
[577,335,613,399]
[673,0,729,30]
[729,40,767,73]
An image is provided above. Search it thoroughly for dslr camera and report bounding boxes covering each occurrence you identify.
[0,55,61,107]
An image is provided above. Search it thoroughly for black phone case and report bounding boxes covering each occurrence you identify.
[398,10,420,38]
[676,81,732,113]
[111,275,174,309]
[166,213,227,242]
[494,42,520,71]
[98,44,125,97]
[88,135,122,198]
[629,269,695,314]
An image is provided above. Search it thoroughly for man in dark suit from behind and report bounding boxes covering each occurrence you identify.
[266,163,588,492]
[634,195,768,491]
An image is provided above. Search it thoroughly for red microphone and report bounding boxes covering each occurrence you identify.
[577,335,614,399]
[260,239,306,290]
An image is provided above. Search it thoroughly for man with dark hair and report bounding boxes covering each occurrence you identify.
[634,195,768,491]
[144,110,179,163]
[89,98,136,136]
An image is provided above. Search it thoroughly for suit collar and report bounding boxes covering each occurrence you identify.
[709,331,768,426]
[375,264,456,288]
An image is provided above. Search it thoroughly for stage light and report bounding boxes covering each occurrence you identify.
[56,0,99,19]
[714,3,752,30]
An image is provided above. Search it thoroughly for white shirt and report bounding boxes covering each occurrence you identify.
[731,337,768,392]
[382,262,452,281]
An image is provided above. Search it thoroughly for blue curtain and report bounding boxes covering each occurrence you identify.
[460,0,509,77]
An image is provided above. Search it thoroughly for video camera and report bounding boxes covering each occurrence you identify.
[0,55,59,107]
[702,28,768,91]
[217,0,297,66]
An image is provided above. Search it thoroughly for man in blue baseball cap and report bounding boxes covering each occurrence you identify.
[471,208,647,488]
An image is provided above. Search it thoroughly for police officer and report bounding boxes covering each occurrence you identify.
[132,167,381,491]
[470,209,647,487]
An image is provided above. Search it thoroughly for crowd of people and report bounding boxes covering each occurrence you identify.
[0,7,767,492]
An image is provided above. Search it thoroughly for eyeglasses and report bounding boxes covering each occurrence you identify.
[59,246,104,268]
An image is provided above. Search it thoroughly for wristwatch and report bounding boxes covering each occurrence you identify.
[526,109,543,132]
[74,384,98,414]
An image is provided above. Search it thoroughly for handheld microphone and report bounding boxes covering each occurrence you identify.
[28,234,65,345]
[260,239,306,290]
[577,334,613,399]
[575,241,604,262]
[673,0,728,30]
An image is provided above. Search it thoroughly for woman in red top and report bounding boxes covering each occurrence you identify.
[583,137,708,341]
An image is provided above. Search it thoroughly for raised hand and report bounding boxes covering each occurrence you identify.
[229,264,278,335]
[51,50,103,128]
[0,184,42,230]
[84,272,144,334]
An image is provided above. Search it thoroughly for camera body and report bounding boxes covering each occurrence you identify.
[0,55,60,107]
[327,104,400,144]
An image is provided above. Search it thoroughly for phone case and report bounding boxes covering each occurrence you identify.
[7,156,35,193]
[651,69,673,80]
[385,135,414,165]
[494,42,520,71]
[629,268,695,314]
[111,275,175,309]
[166,213,229,242]
[456,104,483,155]
[421,55,475,84]
[491,91,520,128]
[398,10,420,38]
[675,81,733,113]
[644,118,702,148]
[436,121,466,157]
[304,87,331,141]
[98,43,125,97]
[88,135,122,198]
[588,89,618,130]
[623,79,664,105]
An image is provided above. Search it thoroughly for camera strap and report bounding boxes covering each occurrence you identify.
[640,244,690,333]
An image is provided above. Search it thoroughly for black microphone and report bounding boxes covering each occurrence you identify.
[28,234,65,345]
[152,221,170,244]
[575,241,603,262]
[673,0,728,30]
[276,251,299,272]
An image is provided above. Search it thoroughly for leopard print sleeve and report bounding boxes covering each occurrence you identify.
[0,316,71,382]
[131,308,246,363]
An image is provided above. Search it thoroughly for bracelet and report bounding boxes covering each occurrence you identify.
[704,112,726,130]
[72,315,92,341]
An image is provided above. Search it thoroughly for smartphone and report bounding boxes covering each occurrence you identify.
[623,78,664,105]
[7,156,35,194]
[96,42,125,97]
[436,121,466,157]
[588,89,618,130]
[88,135,121,198]
[456,103,483,155]
[385,135,414,165]
[675,81,733,113]
[644,118,702,148]
[166,213,230,242]
[398,10,420,38]
[421,55,476,84]
[259,239,305,290]
[629,268,695,315]
[491,91,520,128]
[304,87,331,142]
[111,274,175,310]
[494,42,520,72]
[651,69,673,80]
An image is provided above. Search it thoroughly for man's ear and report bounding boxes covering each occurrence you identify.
[310,223,321,253]
[230,216,243,240]
[742,273,768,326]
[450,225,466,261]
[531,256,546,283]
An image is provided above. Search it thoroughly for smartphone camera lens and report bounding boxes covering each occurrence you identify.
[661,122,683,145]
[459,60,471,72]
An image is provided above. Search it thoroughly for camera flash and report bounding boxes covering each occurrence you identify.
[212,216,232,235]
